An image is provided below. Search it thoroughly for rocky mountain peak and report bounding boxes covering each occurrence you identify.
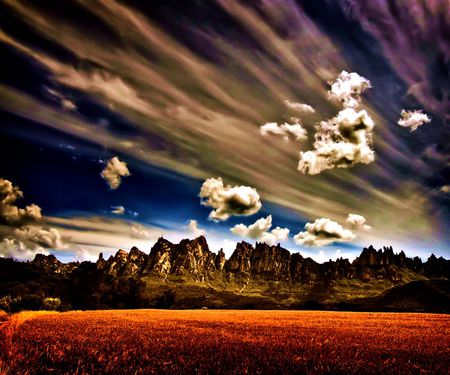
[31,253,75,275]
[88,237,450,285]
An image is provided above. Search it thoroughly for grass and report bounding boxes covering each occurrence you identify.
[1,309,449,374]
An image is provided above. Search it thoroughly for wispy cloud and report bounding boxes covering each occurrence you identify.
[0,0,446,250]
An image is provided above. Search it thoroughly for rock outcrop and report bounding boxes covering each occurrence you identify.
[91,237,450,285]
[0,236,449,312]
[31,254,77,275]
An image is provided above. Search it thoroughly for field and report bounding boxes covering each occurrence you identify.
[0,310,449,374]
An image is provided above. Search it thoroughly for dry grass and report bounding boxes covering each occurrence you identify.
[1,310,449,374]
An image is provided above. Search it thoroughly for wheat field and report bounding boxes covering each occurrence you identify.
[1,310,449,374]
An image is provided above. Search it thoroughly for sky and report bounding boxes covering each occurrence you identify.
[0,0,448,263]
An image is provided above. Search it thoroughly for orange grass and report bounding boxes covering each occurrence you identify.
[1,310,449,374]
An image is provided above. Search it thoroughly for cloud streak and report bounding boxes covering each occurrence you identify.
[260,120,307,142]
[0,0,447,251]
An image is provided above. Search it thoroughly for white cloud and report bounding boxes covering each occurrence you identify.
[346,213,371,230]
[284,100,315,113]
[199,177,262,221]
[397,110,431,132]
[111,205,125,215]
[231,215,289,245]
[260,120,307,142]
[260,122,286,138]
[0,237,49,260]
[13,225,65,249]
[294,218,356,247]
[130,224,151,239]
[328,70,371,108]
[0,224,66,260]
[187,219,206,237]
[304,248,357,263]
[280,121,308,141]
[298,107,375,175]
[101,157,130,189]
[0,178,42,225]
[440,185,450,194]
[74,246,100,262]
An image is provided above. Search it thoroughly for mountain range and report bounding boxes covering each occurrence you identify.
[0,236,449,313]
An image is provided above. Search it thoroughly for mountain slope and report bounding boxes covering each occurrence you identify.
[0,236,448,312]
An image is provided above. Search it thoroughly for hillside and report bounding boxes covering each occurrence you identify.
[0,236,449,312]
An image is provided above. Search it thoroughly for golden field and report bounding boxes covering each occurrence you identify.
[0,310,449,374]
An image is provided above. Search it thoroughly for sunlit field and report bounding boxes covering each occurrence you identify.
[1,310,449,374]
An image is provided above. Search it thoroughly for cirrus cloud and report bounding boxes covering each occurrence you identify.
[260,120,307,142]
[284,100,315,113]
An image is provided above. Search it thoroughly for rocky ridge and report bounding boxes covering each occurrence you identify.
[1,236,448,312]
[92,237,449,284]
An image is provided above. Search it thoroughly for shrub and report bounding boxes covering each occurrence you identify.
[42,298,62,311]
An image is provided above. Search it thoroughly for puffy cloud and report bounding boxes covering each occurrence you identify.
[231,215,289,245]
[0,178,67,259]
[0,225,65,260]
[328,70,371,108]
[130,224,151,239]
[346,214,371,231]
[0,237,49,260]
[298,72,375,175]
[440,185,450,194]
[260,120,307,142]
[284,100,315,113]
[298,107,375,174]
[294,218,356,247]
[260,122,286,138]
[199,177,262,221]
[280,121,308,141]
[13,225,65,249]
[101,157,130,189]
[187,219,206,237]
[397,110,431,132]
[74,246,100,262]
[111,205,125,215]
[0,178,42,225]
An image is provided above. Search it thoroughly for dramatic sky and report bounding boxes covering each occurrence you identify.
[0,0,448,263]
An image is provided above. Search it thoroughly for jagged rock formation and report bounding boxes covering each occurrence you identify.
[31,254,78,275]
[1,236,449,312]
[92,238,449,284]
